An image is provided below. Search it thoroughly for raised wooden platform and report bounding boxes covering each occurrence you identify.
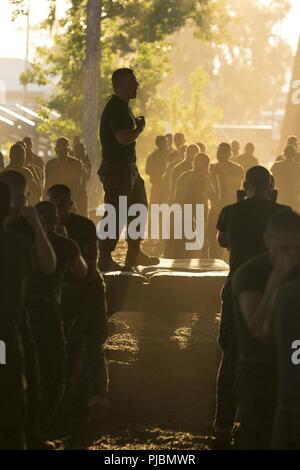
[103,259,229,316]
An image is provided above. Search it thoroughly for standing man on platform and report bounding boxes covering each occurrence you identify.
[98,68,159,271]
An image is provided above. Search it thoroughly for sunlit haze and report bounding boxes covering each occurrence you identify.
[0,0,299,59]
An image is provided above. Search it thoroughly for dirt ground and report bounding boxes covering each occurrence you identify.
[84,241,222,451]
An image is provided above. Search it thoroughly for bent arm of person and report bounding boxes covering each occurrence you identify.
[115,126,143,146]
[83,240,99,280]
[237,260,293,340]
[69,254,88,279]
[21,207,56,275]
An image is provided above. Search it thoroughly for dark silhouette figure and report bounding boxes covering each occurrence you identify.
[271,144,300,212]
[72,141,92,216]
[275,135,298,162]
[45,137,83,212]
[234,143,259,173]
[271,278,300,450]
[231,140,241,162]
[214,166,290,449]
[169,144,200,203]
[232,210,300,449]
[47,184,109,425]
[98,68,159,271]
[0,181,33,450]
[145,135,168,204]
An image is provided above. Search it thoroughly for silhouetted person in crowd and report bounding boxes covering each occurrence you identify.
[169,144,200,203]
[231,140,241,162]
[23,137,44,172]
[275,135,299,162]
[47,184,109,425]
[1,143,41,205]
[214,166,289,449]
[235,143,259,173]
[208,143,243,259]
[0,181,33,450]
[31,201,87,435]
[0,150,4,170]
[232,210,300,449]
[270,278,300,449]
[196,142,206,153]
[174,152,218,257]
[45,137,83,212]
[162,133,186,196]
[145,135,169,203]
[271,144,300,212]
[98,68,159,270]
[72,141,91,216]
[0,170,56,449]
[165,133,175,154]
[210,142,244,209]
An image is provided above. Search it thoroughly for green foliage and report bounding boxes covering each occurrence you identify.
[164,0,293,123]
[10,0,228,143]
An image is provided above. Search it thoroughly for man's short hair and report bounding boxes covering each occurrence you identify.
[197,142,206,153]
[47,184,71,200]
[112,68,134,91]
[245,142,255,152]
[284,144,296,159]
[0,170,26,189]
[194,152,210,167]
[217,142,231,156]
[9,143,25,164]
[0,181,11,219]
[155,135,166,147]
[287,135,298,146]
[267,209,300,233]
[245,166,272,190]
[56,137,69,147]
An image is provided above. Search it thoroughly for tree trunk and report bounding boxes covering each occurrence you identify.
[83,0,101,174]
[280,34,300,150]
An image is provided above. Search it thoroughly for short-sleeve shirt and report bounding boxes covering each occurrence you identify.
[271,160,300,211]
[217,199,290,274]
[45,157,82,197]
[232,253,273,362]
[30,231,80,302]
[100,95,137,165]
[65,212,97,254]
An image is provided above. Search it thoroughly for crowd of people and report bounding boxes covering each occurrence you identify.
[1,66,300,450]
[146,131,300,449]
[0,136,107,449]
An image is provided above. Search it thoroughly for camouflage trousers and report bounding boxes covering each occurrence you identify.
[234,359,277,450]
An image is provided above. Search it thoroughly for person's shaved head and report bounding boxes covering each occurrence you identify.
[217,142,232,163]
[193,153,210,173]
[9,143,26,167]
[46,184,72,223]
[245,166,272,190]
[112,68,139,100]
[186,144,200,161]
[284,144,297,160]
[174,133,185,149]
[55,137,70,159]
